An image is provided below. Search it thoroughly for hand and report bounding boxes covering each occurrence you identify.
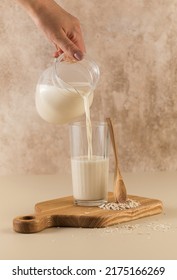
[35,1,86,60]
[16,0,86,60]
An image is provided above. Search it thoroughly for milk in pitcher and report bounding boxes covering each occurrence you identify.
[35,83,93,124]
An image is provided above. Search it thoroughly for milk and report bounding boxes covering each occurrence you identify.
[70,87,109,205]
[83,95,93,158]
[71,156,109,202]
[35,84,93,124]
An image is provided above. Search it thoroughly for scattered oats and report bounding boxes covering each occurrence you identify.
[99,199,140,210]
[105,228,113,233]
[146,222,171,232]
[114,222,173,235]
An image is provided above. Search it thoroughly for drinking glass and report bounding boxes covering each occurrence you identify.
[70,121,109,206]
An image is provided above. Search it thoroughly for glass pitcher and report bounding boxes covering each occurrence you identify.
[35,54,100,124]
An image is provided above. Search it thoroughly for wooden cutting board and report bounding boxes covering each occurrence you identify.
[13,192,163,233]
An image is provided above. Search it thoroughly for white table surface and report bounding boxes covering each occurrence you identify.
[0,172,177,260]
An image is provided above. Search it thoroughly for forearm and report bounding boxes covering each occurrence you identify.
[15,0,44,15]
[15,0,62,25]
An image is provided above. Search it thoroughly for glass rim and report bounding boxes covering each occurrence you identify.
[69,121,108,127]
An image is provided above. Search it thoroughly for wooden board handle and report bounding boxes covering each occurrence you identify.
[13,214,52,233]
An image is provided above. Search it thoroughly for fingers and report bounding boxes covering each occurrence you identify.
[57,37,83,60]
[53,46,83,60]
[53,28,85,60]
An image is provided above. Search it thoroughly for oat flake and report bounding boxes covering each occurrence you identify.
[99,199,140,210]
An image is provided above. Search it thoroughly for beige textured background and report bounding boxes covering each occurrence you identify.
[1,0,177,175]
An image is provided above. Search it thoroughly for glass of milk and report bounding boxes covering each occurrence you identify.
[35,54,100,124]
[70,121,109,206]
